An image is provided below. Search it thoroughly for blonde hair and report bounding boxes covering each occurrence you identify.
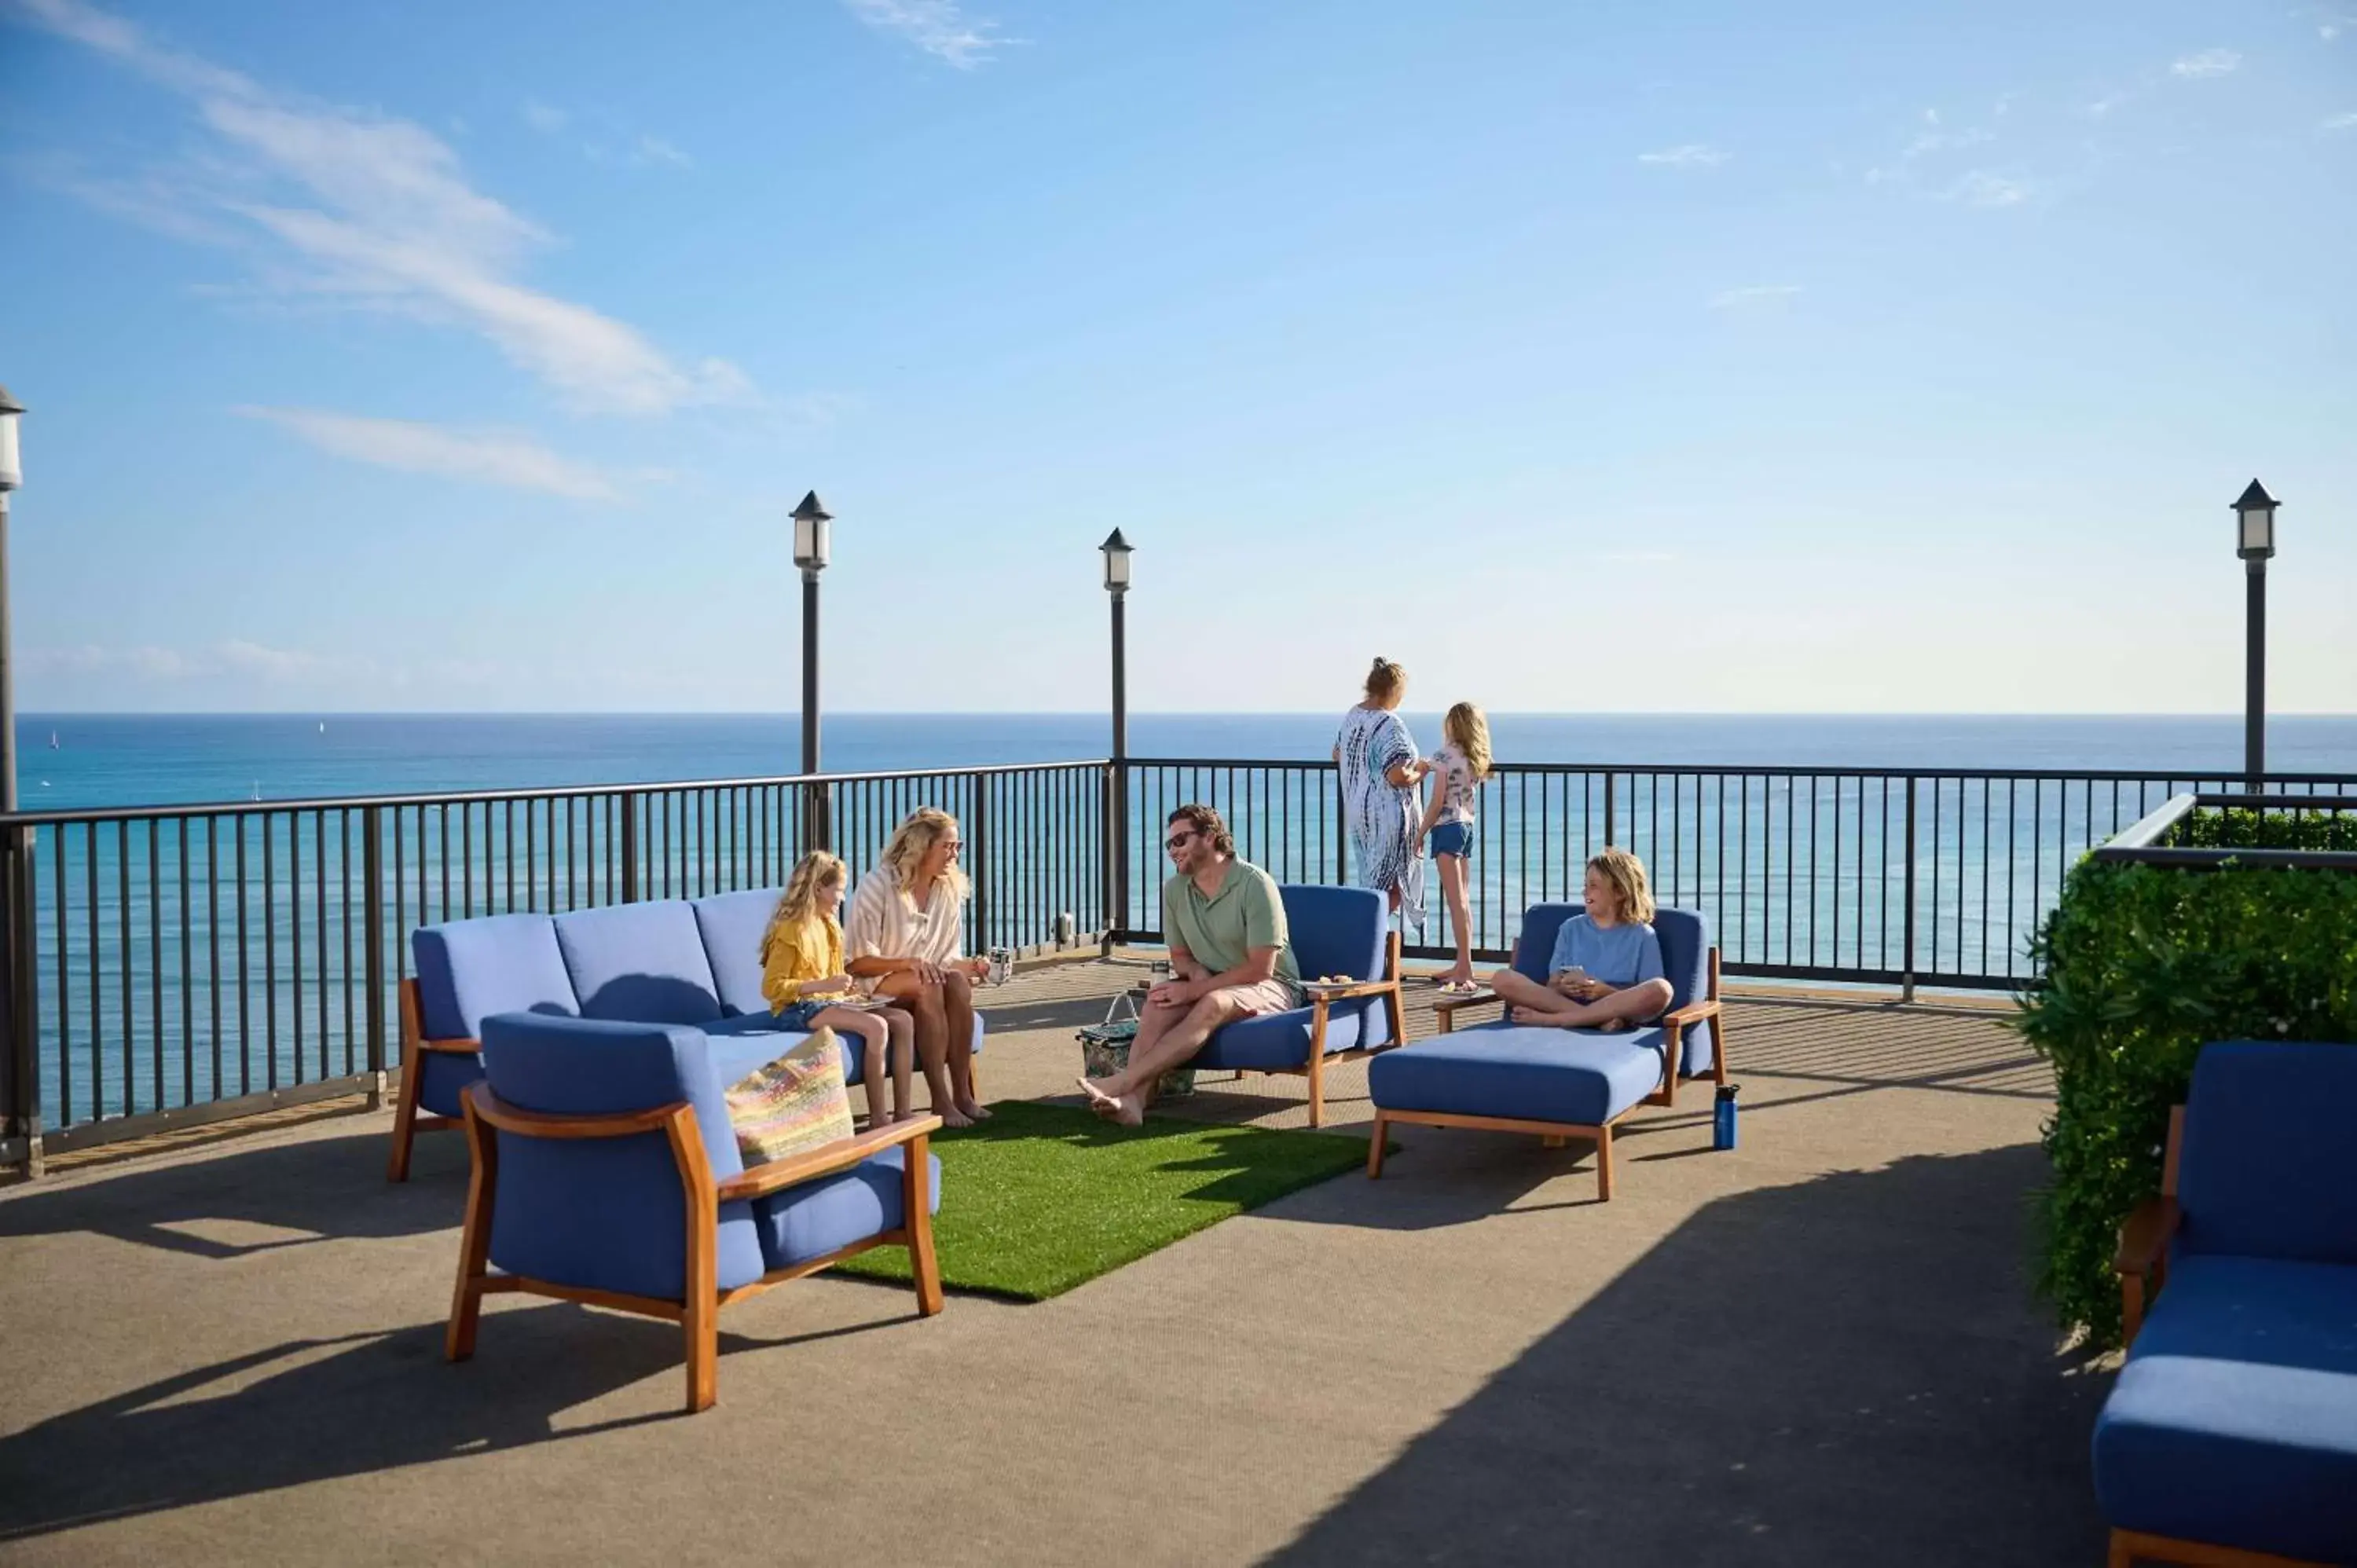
[880,808,970,901]
[1362,657,1406,708]
[761,851,845,965]
[1444,702,1492,780]
[1586,848,1655,925]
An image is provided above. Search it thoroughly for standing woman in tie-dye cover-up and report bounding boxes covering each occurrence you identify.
[1333,657,1431,937]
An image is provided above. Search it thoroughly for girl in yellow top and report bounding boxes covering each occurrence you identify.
[760,852,915,1128]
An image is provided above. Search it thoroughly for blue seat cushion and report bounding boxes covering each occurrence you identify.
[691,888,783,1017]
[1369,1025,1668,1127]
[1195,1002,1378,1072]
[750,1145,942,1271]
[2093,1254,2357,1563]
[552,902,724,1024]
[412,912,577,1040]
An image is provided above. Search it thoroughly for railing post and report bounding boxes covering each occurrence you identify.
[1604,772,1618,847]
[1901,775,1919,1002]
[362,805,386,1109]
[1101,762,1123,951]
[1332,763,1347,887]
[2,822,42,1177]
[620,790,640,903]
[969,773,991,955]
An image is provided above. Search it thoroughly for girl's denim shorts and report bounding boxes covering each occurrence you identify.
[1429,820,1475,859]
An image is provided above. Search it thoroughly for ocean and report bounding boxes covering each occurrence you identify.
[18,712,2357,813]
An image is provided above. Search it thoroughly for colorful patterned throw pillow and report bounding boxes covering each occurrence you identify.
[724,1028,855,1166]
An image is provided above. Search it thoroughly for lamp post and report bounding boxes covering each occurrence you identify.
[2232,479,2278,792]
[1100,529,1133,940]
[793,490,832,851]
[0,385,32,1175]
[0,386,21,815]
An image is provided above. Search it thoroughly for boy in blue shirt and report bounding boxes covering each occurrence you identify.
[1490,849,1675,1031]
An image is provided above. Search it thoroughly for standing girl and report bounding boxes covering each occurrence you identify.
[1334,657,1430,935]
[1419,702,1492,992]
[760,851,917,1129]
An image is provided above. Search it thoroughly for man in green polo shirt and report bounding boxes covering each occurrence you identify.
[1078,803,1301,1127]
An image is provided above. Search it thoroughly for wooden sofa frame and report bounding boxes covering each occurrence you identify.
[448,1085,944,1414]
[1368,944,1727,1200]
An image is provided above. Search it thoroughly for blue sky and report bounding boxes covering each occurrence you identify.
[1,0,2352,714]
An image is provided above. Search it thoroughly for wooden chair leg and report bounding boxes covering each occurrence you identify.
[1306,1051,1326,1129]
[665,1106,720,1414]
[445,1097,497,1361]
[1595,1123,1614,1202]
[387,1032,422,1183]
[1366,1114,1388,1178]
[2106,1530,2132,1568]
[1541,1134,1567,1149]
[682,1299,717,1415]
[904,1133,944,1317]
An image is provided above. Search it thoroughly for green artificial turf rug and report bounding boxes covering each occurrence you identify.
[833,1099,1370,1301]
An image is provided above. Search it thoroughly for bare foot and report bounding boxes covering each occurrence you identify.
[1076,1076,1121,1109]
[937,1104,975,1130]
[1111,1094,1146,1128]
[955,1097,991,1122]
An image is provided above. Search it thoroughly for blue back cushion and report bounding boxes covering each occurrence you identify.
[2180,1041,2357,1266]
[478,1013,764,1296]
[692,888,784,1017]
[412,913,578,1040]
[1511,904,1583,986]
[1281,885,1386,983]
[552,902,724,1024]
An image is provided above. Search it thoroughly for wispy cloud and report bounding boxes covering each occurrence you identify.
[521,99,569,134]
[1945,170,2029,207]
[628,134,693,169]
[1637,144,1728,168]
[2083,93,2128,119]
[12,0,749,416]
[237,406,625,500]
[2169,49,2242,78]
[843,0,1006,68]
[2322,111,2357,131]
[1709,284,1801,309]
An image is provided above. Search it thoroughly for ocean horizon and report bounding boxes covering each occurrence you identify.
[13,711,2357,813]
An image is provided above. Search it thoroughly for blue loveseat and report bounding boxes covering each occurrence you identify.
[1365,902,1725,1199]
[388,888,986,1181]
[2093,1040,2357,1567]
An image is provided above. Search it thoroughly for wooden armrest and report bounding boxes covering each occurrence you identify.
[464,1085,688,1139]
[2113,1196,2180,1277]
[1432,988,1501,1021]
[1304,979,1396,1006]
[1662,999,1721,1028]
[419,1035,483,1055]
[717,1114,944,1202]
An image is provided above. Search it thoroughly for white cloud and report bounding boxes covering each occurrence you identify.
[1946,170,2029,207]
[1637,144,1728,168]
[522,99,569,134]
[1905,127,1993,159]
[2322,111,2357,131]
[1708,284,1801,309]
[2169,49,2242,78]
[629,134,693,169]
[236,406,624,500]
[2084,93,2128,119]
[843,0,1006,68]
[14,0,750,416]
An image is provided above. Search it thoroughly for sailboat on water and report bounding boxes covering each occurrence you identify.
[48,731,58,749]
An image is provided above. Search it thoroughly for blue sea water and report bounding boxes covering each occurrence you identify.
[17,712,2357,812]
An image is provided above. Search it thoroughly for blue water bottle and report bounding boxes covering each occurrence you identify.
[1714,1083,1740,1151]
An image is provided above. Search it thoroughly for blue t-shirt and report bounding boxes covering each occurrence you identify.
[1546,915,1666,990]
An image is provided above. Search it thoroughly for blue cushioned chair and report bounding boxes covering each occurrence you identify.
[2094,1040,2357,1568]
[391,889,989,1181]
[1188,885,1404,1128]
[449,1011,945,1414]
[1366,902,1725,1200]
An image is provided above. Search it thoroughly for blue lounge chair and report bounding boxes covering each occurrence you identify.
[1365,902,1725,1199]
[1189,885,1406,1128]
[390,889,987,1181]
[2094,1040,2357,1567]
[447,1011,944,1414]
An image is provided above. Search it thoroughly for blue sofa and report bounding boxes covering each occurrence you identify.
[447,1012,944,1413]
[388,888,986,1181]
[1187,885,1405,1128]
[2094,1040,2357,1567]
[1365,902,1725,1200]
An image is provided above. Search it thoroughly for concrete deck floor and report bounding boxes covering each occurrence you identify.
[0,962,2104,1566]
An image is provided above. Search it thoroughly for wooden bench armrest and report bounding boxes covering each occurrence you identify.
[1305,979,1397,1006]
[1431,988,1501,1028]
[2114,1196,2180,1277]
[464,1084,687,1139]
[419,1035,483,1055]
[716,1115,945,1202]
[1662,998,1721,1028]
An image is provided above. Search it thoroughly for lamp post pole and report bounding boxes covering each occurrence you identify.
[2232,480,2278,793]
[1100,530,1134,941]
[793,491,834,852]
[0,385,35,1175]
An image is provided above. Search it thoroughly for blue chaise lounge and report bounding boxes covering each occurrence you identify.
[2093,1039,2357,1567]
[1365,901,1725,1199]
[389,888,987,1181]
[448,1011,944,1413]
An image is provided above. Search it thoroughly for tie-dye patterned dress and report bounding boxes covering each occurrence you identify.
[1334,704,1425,935]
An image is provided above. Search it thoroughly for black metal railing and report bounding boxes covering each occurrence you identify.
[0,761,1106,1168]
[6,753,2355,1172]
[1113,758,2357,991]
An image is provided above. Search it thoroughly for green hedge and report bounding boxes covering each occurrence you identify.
[2015,843,2357,1349]
[2177,808,2357,852]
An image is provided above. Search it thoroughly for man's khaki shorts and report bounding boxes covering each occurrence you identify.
[1210,977,1299,1016]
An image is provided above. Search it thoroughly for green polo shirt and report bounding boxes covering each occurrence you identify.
[1164,857,1300,992]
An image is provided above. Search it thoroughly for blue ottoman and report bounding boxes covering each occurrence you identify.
[1365,1026,1675,1200]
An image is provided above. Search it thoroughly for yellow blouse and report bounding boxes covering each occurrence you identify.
[761,913,849,1012]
